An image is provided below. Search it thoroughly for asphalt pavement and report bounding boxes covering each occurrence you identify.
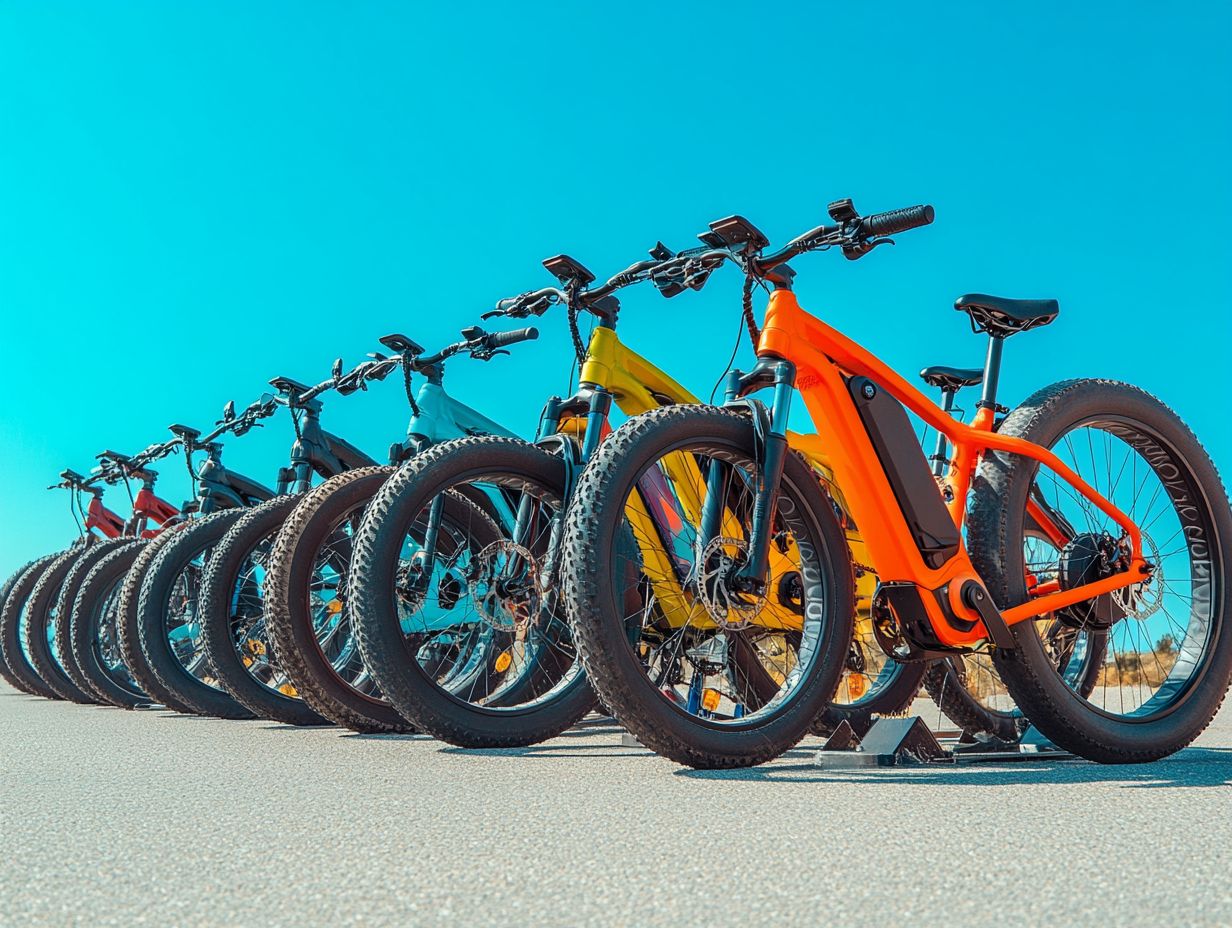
[2,682,1229,928]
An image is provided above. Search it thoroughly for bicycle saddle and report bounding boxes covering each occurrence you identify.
[920,365,982,391]
[955,294,1059,338]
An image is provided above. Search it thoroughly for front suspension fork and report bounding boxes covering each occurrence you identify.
[737,368,794,592]
[403,439,443,595]
[698,359,796,594]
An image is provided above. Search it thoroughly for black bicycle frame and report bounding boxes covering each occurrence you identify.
[196,442,276,514]
[274,395,377,495]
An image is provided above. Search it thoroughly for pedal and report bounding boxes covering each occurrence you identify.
[960,581,1016,649]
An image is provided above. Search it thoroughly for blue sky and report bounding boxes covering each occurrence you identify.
[1,3,1229,575]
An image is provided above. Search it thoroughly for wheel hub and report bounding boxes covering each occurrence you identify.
[1057,532,1128,628]
[395,554,429,613]
[696,536,766,630]
[467,540,541,633]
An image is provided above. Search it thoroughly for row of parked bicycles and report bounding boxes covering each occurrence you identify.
[3,199,1229,768]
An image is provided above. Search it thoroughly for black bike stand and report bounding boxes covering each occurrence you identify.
[814,715,1078,768]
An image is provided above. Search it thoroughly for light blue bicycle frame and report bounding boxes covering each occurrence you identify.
[389,379,521,636]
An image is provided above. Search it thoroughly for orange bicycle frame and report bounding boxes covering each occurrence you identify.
[757,288,1148,648]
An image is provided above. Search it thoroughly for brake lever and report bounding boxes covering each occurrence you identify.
[470,346,510,362]
[842,236,895,261]
[483,290,557,320]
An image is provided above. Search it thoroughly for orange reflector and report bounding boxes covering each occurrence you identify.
[247,640,266,657]
[494,651,512,673]
[326,598,344,615]
[278,683,298,697]
[701,688,722,712]
[847,672,868,700]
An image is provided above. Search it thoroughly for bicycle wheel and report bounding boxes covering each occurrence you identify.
[0,560,36,686]
[266,467,418,733]
[816,617,925,734]
[69,542,151,708]
[115,525,195,713]
[136,510,254,719]
[353,436,593,747]
[563,405,855,769]
[198,494,329,725]
[53,538,140,703]
[972,379,1232,762]
[0,553,66,698]
[27,541,131,703]
[922,528,1106,740]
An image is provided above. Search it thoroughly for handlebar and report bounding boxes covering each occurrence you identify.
[485,257,663,321]
[194,394,280,444]
[409,325,539,368]
[484,326,539,351]
[269,353,401,408]
[334,356,400,396]
[860,204,934,238]
[48,468,102,492]
[647,199,935,297]
[489,287,561,319]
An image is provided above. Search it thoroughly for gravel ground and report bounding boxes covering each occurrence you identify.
[1,682,1229,928]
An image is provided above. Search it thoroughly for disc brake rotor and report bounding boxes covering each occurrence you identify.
[696,536,766,631]
[467,540,541,633]
[1111,532,1164,620]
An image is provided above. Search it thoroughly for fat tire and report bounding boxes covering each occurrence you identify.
[136,510,254,719]
[816,660,927,735]
[27,541,131,703]
[198,494,328,725]
[266,467,413,733]
[70,543,151,708]
[54,538,141,703]
[0,560,36,686]
[353,436,595,747]
[562,405,855,768]
[921,658,1022,741]
[972,379,1232,762]
[116,526,195,712]
[0,553,67,697]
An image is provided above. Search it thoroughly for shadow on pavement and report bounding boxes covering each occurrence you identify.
[438,742,650,759]
[342,732,429,742]
[673,747,1232,788]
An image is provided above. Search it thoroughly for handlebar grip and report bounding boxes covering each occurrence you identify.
[860,204,934,237]
[488,327,539,349]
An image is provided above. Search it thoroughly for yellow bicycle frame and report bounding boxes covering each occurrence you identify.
[559,324,875,631]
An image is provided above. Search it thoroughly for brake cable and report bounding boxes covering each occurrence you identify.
[183,441,199,497]
[70,489,84,536]
[564,286,588,366]
[400,353,422,418]
[741,272,761,346]
[708,310,748,405]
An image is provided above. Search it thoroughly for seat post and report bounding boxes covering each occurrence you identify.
[931,388,956,477]
[978,335,1005,410]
